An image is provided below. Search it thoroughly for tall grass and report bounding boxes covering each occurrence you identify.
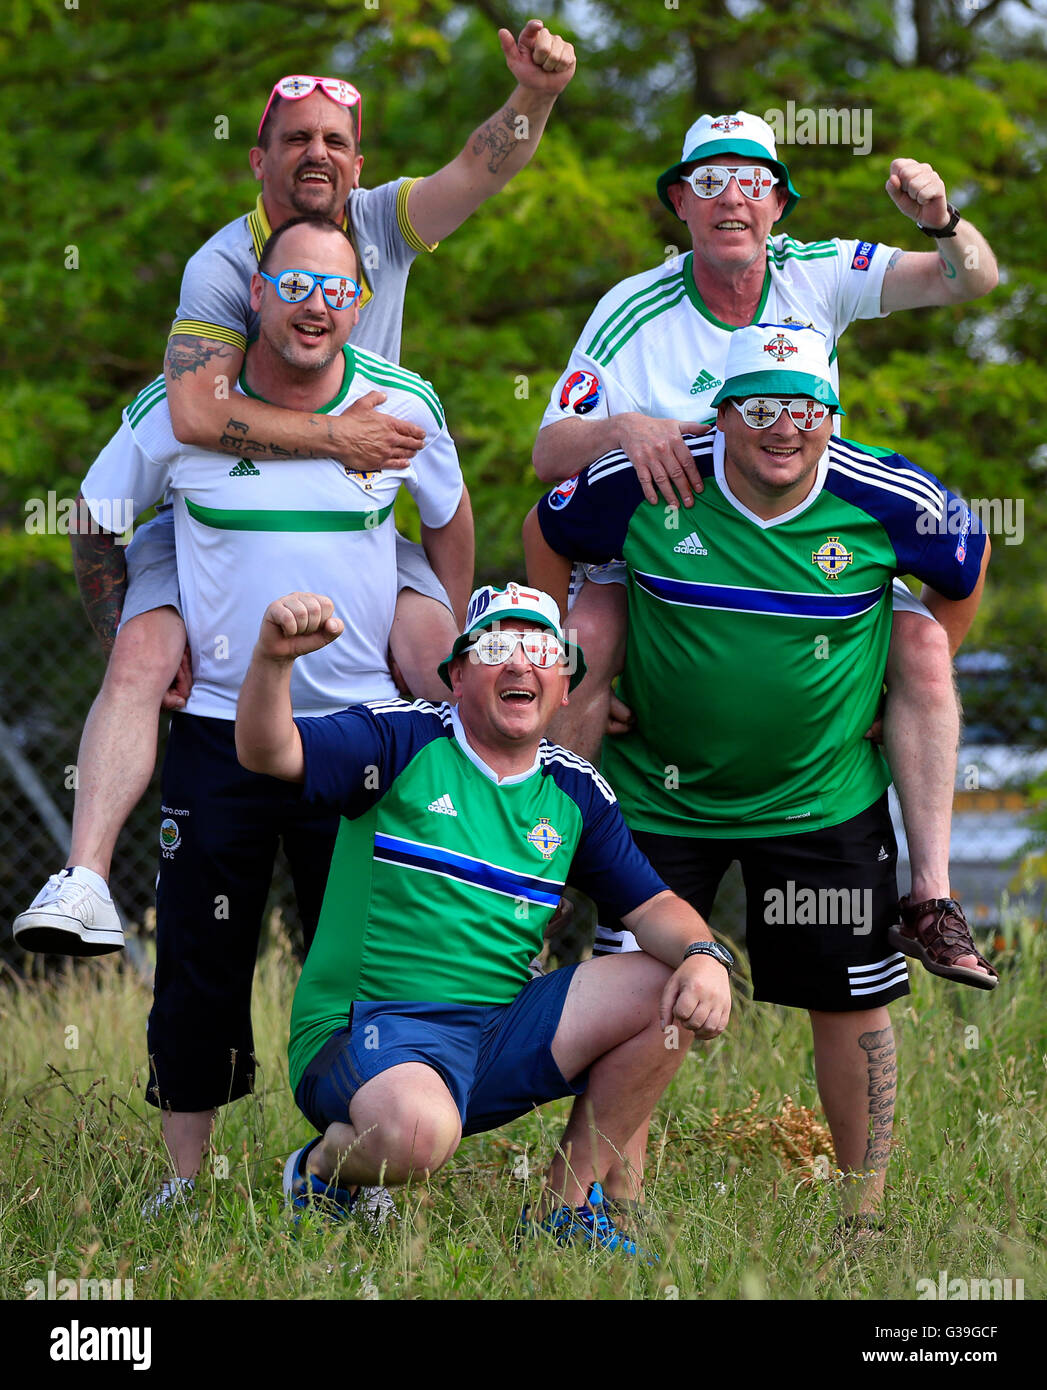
[2,918,1043,1302]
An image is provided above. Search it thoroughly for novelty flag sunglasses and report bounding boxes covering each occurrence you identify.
[259,269,362,309]
[732,397,831,430]
[462,629,567,669]
[258,76,363,141]
[680,165,780,200]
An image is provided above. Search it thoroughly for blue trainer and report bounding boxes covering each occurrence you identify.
[521,1182,659,1263]
[283,1138,358,1223]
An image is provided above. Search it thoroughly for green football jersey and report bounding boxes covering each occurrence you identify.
[537,431,987,838]
[287,701,665,1090]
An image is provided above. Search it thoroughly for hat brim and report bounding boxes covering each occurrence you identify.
[711,370,844,411]
[437,611,587,692]
[656,137,801,223]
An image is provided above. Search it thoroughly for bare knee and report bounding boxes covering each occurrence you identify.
[567,583,627,688]
[887,612,954,705]
[621,949,675,1002]
[103,608,187,700]
[389,591,459,703]
[369,1102,461,1182]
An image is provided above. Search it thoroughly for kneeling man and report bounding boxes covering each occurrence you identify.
[236,583,732,1252]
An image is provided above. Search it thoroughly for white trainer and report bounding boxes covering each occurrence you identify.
[141,1178,196,1220]
[358,1186,397,1232]
[13,869,125,955]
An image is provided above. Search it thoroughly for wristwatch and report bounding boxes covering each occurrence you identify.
[683,940,734,976]
[916,202,960,238]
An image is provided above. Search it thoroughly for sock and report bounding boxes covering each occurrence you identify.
[160,1178,195,1200]
[65,865,112,900]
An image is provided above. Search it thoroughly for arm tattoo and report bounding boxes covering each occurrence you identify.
[71,507,127,653]
[883,249,904,273]
[471,108,520,174]
[858,1025,896,1174]
[217,422,312,458]
[164,334,235,381]
[218,413,337,460]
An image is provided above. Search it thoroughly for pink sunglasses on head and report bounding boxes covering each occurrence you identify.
[258,75,363,141]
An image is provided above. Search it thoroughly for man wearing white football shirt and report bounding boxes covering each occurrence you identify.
[73,217,472,1200]
[13,20,575,957]
[532,111,998,979]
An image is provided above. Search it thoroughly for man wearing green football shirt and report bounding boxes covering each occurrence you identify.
[533,112,999,983]
[236,582,732,1252]
[526,323,993,1215]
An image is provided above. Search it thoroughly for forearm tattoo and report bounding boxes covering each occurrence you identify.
[164,334,235,381]
[72,522,127,653]
[472,107,520,173]
[858,1025,897,1174]
[217,413,334,460]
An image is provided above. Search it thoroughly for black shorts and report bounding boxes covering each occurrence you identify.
[146,713,339,1112]
[599,795,909,1012]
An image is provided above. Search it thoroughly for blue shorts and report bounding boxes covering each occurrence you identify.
[121,507,181,626]
[295,964,586,1137]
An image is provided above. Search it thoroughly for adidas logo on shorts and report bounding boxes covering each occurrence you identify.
[427,794,458,817]
[674,531,708,556]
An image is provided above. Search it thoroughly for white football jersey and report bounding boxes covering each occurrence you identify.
[82,346,463,718]
[540,235,896,431]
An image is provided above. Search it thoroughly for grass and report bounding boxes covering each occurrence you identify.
[2,916,1044,1303]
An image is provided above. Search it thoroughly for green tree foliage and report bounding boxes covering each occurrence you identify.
[2,0,1045,621]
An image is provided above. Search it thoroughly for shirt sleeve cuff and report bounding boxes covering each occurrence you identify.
[169,319,249,352]
[396,178,440,255]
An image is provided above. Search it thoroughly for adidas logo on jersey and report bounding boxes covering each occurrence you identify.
[689,369,723,396]
[674,531,708,556]
[427,794,458,817]
[229,459,261,477]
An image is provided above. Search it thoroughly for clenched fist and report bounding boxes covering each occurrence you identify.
[256,592,345,663]
[885,158,950,229]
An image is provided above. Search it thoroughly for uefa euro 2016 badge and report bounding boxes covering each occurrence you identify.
[811,536,854,580]
[762,334,799,362]
[160,818,182,857]
[548,476,579,510]
[527,817,563,859]
[559,369,601,415]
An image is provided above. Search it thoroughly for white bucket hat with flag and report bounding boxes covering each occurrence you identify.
[438,582,587,691]
[711,323,844,412]
[656,111,801,222]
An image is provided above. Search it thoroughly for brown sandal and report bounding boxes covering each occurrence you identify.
[889,896,999,991]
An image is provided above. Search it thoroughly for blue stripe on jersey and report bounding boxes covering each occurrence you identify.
[635,571,887,619]
[299,701,451,817]
[538,435,718,567]
[373,833,563,907]
[541,744,617,806]
[823,439,986,599]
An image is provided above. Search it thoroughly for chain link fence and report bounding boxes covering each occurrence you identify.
[2,568,1045,976]
[0,571,301,977]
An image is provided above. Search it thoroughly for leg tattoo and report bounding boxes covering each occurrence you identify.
[858,1025,896,1174]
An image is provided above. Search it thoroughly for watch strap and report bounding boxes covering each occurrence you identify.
[682,940,733,975]
[916,202,960,238]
